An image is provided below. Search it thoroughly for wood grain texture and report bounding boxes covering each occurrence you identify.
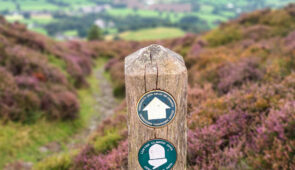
[125,44,187,170]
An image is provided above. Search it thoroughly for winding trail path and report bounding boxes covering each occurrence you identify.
[65,67,118,150]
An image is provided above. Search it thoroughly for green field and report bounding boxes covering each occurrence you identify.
[106,8,161,18]
[1,0,294,39]
[15,0,58,11]
[0,0,97,12]
[5,14,24,21]
[63,30,79,37]
[106,8,231,27]
[118,27,186,41]
[106,8,188,23]
[30,27,48,35]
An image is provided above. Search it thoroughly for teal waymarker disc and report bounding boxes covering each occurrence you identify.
[137,90,176,128]
[138,139,177,170]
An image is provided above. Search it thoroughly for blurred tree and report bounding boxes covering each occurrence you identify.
[23,12,31,19]
[16,3,21,11]
[179,16,209,33]
[87,25,103,41]
[113,34,121,41]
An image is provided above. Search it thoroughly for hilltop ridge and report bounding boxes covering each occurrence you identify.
[64,4,295,169]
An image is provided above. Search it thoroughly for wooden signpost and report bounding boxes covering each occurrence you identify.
[125,44,187,170]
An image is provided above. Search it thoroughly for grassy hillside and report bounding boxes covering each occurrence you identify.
[33,4,295,169]
[0,15,102,168]
[0,13,147,168]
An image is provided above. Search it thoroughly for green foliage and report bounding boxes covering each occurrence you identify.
[0,119,80,168]
[87,25,103,41]
[47,55,72,84]
[113,84,125,98]
[33,152,76,170]
[178,16,209,33]
[205,25,242,46]
[47,55,67,72]
[93,129,122,153]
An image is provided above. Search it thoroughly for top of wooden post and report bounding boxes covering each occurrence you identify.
[125,44,186,76]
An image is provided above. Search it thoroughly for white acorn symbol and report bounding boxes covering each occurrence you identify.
[148,144,167,169]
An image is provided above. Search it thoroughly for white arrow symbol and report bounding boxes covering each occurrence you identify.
[143,97,170,120]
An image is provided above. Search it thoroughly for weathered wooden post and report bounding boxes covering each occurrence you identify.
[125,44,187,170]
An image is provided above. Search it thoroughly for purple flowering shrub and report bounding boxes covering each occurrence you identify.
[187,73,295,169]
[0,67,40,122]
[0,18,95,88]
[0,47,80,122]
[188,111,251,169]
[284,30,295,51]
[217,58,264,93]
[0,19,87,122]
[73,140,128,170]
[249,102,295,169]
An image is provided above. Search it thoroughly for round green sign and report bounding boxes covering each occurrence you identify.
[137,90,176,128]
[138,139,177,170]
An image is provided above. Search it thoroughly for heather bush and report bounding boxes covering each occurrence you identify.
[284,30,295,51]
[185,39,206,69]
[242,25,271,40]
[15,75,40,90]
[169,34,198,57]
[217,58,264,93]
[188,110,257,169]
[188,74,295,169]
[104,58,120,71]
[73,145,99,169]
[73,140,128,170]
[41,91,79,120]
[188,101,295,169]
[0,18,98,123]
[238,9,269,26]
[189,72,295,131]
[0,18,95,87]
[187,84,216,114]
[0,44,80,122]
[247,101,295,169]
[187,48,227,87]
[259,9,295,36]
[0,67,41,122]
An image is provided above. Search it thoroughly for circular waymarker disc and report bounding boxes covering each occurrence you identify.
[138,139,177,170]
[137,90,176,127]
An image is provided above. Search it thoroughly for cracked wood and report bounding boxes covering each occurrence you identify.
[125,44,188,170]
